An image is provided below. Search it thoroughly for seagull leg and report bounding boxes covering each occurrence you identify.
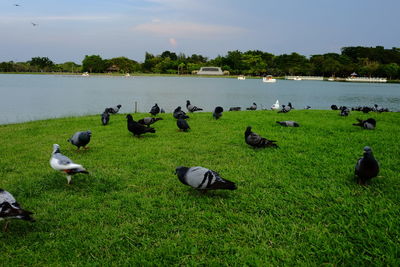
[66,175,72,184]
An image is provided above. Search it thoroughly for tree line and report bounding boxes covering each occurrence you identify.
[1,46,400,79]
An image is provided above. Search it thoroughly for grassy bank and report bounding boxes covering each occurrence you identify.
[0,110,399,265]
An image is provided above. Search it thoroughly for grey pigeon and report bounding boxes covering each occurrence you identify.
[246,102,257,110]
[245,126,278,148]
[138,117,163,126]
[186,100,203,112]
[339,106,350,116]
[278,104,291,113]
[68,130,91,150]
[229,107,241,111]
[213,106,223,119]
[50,144,89,184]
[173,106,189,119]
[304,105,311,110]
[355,146,379,185]
[276,121,300,127]
[0,189,35,231]
[106,104,122,114]
[353,118,376,130]
[177,118,190,132]
[150,103,160,116]
[101,111,110,126]
[175,166,237,192]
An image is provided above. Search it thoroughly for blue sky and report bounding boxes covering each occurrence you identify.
[1,0,399,63]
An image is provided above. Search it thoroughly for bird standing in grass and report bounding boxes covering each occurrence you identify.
[50,144,89,184]
[186,100,203,112]
[68,130,91,150]
[246,102,257,110]
[213,106,223,119]
[150,103,160,116]
[126,114,155,137]
[245,126,278,148]
[175,166,237,192]
[138,117,163,126]
[355,146,379,185]
[106,104,122,114]
[177,118,190,132]
[173,106,189,119]
[0,189,35,231]
[353,118,376,130]
[101,111,110,125]
[271,100,280,110]
[278,104,291,113]
[276,121,300,127]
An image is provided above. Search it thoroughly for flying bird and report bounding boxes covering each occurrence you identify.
[173,106,189,119]
[186,100,203,112]
[177,118,190,132]
[276,121,300,127]
[0,189,34,231]
[138,117,163,126]
[245,126,278,148]
[14,4,21,7]
[271,100,280,110]
[213,106,223,119]
[352,118,376,130]
[31,22,38,26]
[126,114,155,137]
[150,103,160,116]
[246,102,257,110]
[175,166,237,192]
[50,144,89,184]
[355,146,379,185]
[106,104,121,114]
[68,130,91,150]
[101,111,110,125]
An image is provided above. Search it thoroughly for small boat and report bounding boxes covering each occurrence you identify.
[328,77,335,81]
[82,72,89,76]
[293,76,302,81]
[262,75,276,83]
[237,75,246,80]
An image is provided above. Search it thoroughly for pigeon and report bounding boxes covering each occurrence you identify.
[278,104,291,113]
[50,144,89,184]
[229,107,241,111]
[173,106,189,119]
[276,121,300,127]
[355,146,379,185]
[160,108,165,113]
[186,100,203,112]
[331,105,338,110]
[353,118,376,130]
[245,126,278,148]
[138,117,163,126]
[304,105,311,110]
[0,189,35,231]
[150,103,160,116]
[271,100,280,110]
[287,102,294,109]
[101,111,110,125]
[106,104,122,114]
[175,166,237,192]
[213,106,223,119]
[68,130,91,150]
[339,106,350,116]
[126,114,155,137]
[246,102,257,110]
[177,118,190,132]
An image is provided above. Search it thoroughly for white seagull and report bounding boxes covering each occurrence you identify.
[271,100,280,110]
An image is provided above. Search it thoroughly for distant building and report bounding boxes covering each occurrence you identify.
[197,67,224,75]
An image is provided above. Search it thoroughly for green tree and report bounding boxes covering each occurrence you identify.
[29,57,54,72]
[82,55,105,73]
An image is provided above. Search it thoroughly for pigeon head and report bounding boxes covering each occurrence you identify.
[175,166,189,182]
[186,100,190,105]
[126,114,133,121]
[245,126,252,137]
[52,144,61,154]
[86,130,92,136]
[117,105,122,108]
[363,146,372,154]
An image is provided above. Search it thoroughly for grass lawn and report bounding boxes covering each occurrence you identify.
[0,110,399,266]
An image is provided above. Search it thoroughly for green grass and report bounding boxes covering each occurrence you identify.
[0,110,399,266]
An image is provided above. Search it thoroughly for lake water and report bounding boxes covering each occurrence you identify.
[0,74,399,124]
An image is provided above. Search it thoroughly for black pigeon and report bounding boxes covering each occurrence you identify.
[339,106,350,116]
[0,189,35,231]
[246,102,257,110]
[175,166,237,191]
[353,118,376,130]
[126,114,155,137]
[229,107,241,111]
[186,100,203,112]
[213,106,224,119]
[106,104,122,114]
[177,118,190,132]
[287,102,294,109]
[68,130,91,150]
[173,106,189,119]
[101,111,110,125]
[245,126,278,148]
[160,108,165,113]
[276,121,300,127]
[150,103,160,116]
[331,105,338,110]
[278,104,291,113]
[138,117,163,126]
[355,146,380,185]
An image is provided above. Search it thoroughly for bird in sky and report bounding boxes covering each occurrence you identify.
[31,22,38,27]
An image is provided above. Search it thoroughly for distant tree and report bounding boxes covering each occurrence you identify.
[378,63,400,79]
[0,61,16,72]
[29,57,54,72]
[82,55,105,73]
[56,62,81,73]
[161,51,178,61]
[106,57,140,73]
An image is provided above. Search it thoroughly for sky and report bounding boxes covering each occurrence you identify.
[0,0,399,63]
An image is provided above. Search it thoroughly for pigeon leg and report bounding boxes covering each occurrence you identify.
[3,221,9,232]
[66,175,72,184]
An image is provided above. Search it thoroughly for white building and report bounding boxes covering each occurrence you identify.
[197,67,224,75]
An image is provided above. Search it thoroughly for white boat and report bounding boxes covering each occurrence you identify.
[328,77,335,81]
[262,75,276,83]
[237,75,246,80]
[82,72,89,76]
[293,76,302,81]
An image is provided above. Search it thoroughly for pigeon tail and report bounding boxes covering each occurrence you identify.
[208,179,237,190]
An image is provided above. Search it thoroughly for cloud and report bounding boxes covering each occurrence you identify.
[169,37,177,47]
[132,21,246,39]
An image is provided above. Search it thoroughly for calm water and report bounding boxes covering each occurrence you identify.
[0,74,399,124]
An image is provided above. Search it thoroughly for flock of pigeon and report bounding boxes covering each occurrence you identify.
[1,100,383,230]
